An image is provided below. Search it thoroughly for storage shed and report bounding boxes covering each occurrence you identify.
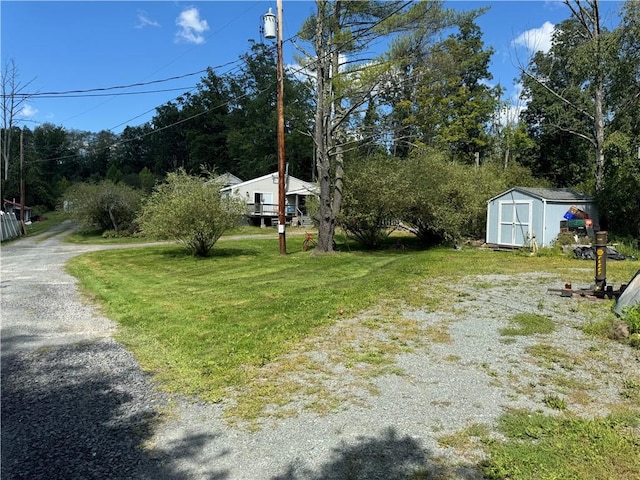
[486,187,598,248]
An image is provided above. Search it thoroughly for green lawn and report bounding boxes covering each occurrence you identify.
[65,236,640,478]
[483,408,640,480]
[66,239,637,398]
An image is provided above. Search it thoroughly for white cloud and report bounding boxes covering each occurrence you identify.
[20,104,38,118]
[287,63,314,84]
[498,104,525,127]
[498,82,527,127]
[288,53,349,83]
[175,7,209,45]
[136,10,160,29]
[479,78,495,88]
[510,81,525,104]
[512,21,555,54]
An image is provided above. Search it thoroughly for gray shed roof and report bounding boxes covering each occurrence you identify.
[491,187,594,203]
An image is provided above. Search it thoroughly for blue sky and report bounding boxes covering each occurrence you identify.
[1,1,623,134]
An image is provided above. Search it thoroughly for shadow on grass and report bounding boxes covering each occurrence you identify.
[1,341,228,480]
[114,243,262,261]
[207,246,262,258]
[272,427,481,480]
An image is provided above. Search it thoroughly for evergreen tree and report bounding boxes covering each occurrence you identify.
[413,16,501,162]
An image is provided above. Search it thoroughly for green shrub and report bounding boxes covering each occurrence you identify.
[621,304,640,335]
[137,169,245,257]
[398,151,542,246]
[31,204,48,220]
[64,180,142,234]
[339,155,406,249]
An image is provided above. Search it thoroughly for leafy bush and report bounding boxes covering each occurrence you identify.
[621,305,640,335]
[399,152,512,245]
[598,132,640,237]
[338,150,543,248]
[137,169,245,257]
[339,155,407,248]
[64,180,142,234]
[30,204,48,220]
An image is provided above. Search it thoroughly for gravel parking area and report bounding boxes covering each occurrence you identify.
[2,225,638,479]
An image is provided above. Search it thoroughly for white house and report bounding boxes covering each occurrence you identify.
[220,172,316,227]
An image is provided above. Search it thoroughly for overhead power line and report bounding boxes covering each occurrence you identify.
[22,2,438,165]
[21,86,197,99]
[2,69,209,98]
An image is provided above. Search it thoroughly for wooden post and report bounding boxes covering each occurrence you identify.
[276,0,286,254]
[19,129,26,235]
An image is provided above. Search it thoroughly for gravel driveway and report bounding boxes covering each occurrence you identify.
[2,223,638,479]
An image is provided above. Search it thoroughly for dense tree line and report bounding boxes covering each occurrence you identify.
[519,0,640,235]
[1,43,314,213]
[1,0,638,245]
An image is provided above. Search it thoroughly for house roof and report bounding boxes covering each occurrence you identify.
[489,187,594,203]
[214,172,243,186]
[288,186,317,196]
[219,172,316,195]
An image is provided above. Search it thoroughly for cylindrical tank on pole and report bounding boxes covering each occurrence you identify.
[595,231,607,291]
[263,8,276,39]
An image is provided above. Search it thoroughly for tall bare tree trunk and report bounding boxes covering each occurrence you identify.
[592,1,606,193]
[1,60,34,181]
[594,84,605,192]
[565,0,606,192]
[313,0,340,252]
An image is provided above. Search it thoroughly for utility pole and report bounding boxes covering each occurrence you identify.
[276,0,286,254]
[264,2,287,254]
[19,128,25,234]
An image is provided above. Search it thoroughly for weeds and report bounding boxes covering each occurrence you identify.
[483,408,640,480]
[500,313,555,336]
[543,394,567,410]
[620,379,640,401]
[525,344,579,370]
[620,305,640,334]
[438,423,491,453]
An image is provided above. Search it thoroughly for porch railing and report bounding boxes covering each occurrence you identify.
[246,203,307,216]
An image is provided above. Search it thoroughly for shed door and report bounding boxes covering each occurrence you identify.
[498,201,532,247]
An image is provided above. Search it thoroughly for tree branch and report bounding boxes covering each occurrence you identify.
[522,69,595,122]
[551,122,596,146]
